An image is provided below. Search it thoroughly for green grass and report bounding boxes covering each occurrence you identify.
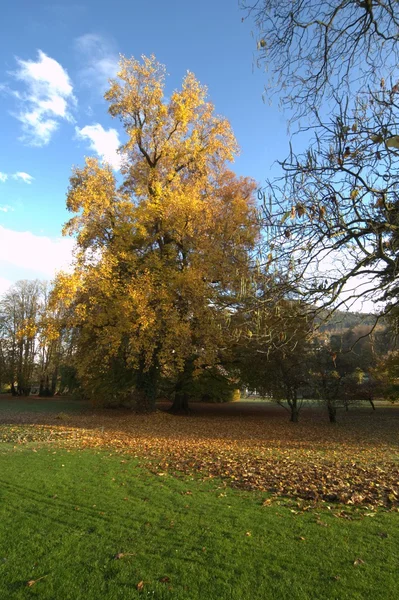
[0,445,398,599]
[0,395,87,415]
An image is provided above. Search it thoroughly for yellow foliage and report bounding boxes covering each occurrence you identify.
[52,55,259,398]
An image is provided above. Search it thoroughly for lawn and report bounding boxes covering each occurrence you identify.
[0,398,398,599]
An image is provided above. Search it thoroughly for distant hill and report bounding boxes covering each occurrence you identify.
[318,310,380,333]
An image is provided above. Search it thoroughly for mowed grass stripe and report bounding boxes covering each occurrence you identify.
[0,446,398,600]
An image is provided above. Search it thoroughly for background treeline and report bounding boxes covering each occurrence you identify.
[1,278,398,424]
[0,280,78,398]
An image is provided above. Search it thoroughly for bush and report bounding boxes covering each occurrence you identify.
[189,367,239,403]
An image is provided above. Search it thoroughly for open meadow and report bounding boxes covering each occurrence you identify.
[0,397,398,599]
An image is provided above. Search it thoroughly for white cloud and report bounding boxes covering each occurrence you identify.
[0,226,75,279]
[0,277,13,297]
[12,171,34,184]
[0,172,7,183]
[12,50,76,146]
[76,123,121,170]
[0,205,14,213]
[74,33,119,94]
[308,248,384,315]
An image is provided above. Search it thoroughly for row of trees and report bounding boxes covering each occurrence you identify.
[0,280,77,397]
[0,274,399,422]
[237,302,398,422]
[1,275,398,422]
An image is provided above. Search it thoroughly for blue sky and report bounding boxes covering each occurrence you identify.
[0,0,291,294]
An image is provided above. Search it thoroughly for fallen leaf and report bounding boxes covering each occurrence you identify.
[159,576,171,583]
[353,558,365,566]
[26,575,48,587]
[136,580,144,591]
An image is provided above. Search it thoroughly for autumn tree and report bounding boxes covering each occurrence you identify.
[0,280,42,395]
[372,349,399,403]
[53,56,259,411]
[36,283,75,397]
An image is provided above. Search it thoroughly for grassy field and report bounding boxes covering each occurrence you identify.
[0,397,398,599]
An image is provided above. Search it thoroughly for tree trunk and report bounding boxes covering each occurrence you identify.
[290,406,299,422]
[135,358,158,413]
[51,368,58,396]
[327,403,337,423]
[169,361,192,414]
[169,389,190,413]
[134,390,157,413]
[368,397,376,410]
[290,397,299,423]
[11,382,17,397]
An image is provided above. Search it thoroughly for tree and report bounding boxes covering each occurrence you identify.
[0,280,42,395]
[36,283,73,397]
[371,349,399,403]
[309,320,393,420]
[310,339,343,423]
[236,297,315,422]
[242,0,399,120]
[243,0,399,320]
[52,55,259,411]
[263,88,399,317]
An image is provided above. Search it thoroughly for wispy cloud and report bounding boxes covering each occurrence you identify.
[74,33,119,95]
[12,172,34,184]
[0,205,14,213]
[12,50,76,146]
[0,172,8,183]
[76,123,121,170]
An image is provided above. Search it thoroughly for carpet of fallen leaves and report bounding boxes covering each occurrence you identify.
[0,401,398,508]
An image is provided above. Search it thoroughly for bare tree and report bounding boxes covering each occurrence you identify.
[242,0,399,120]
[260,83,399,317]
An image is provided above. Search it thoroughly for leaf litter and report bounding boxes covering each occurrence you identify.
[1,404,398,508]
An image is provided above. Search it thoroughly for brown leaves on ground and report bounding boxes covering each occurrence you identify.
[113,552,135,560]
[1,402,398,508]
[26,575,48,587]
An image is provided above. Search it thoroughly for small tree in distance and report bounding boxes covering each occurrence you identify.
[236,297,315,423]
